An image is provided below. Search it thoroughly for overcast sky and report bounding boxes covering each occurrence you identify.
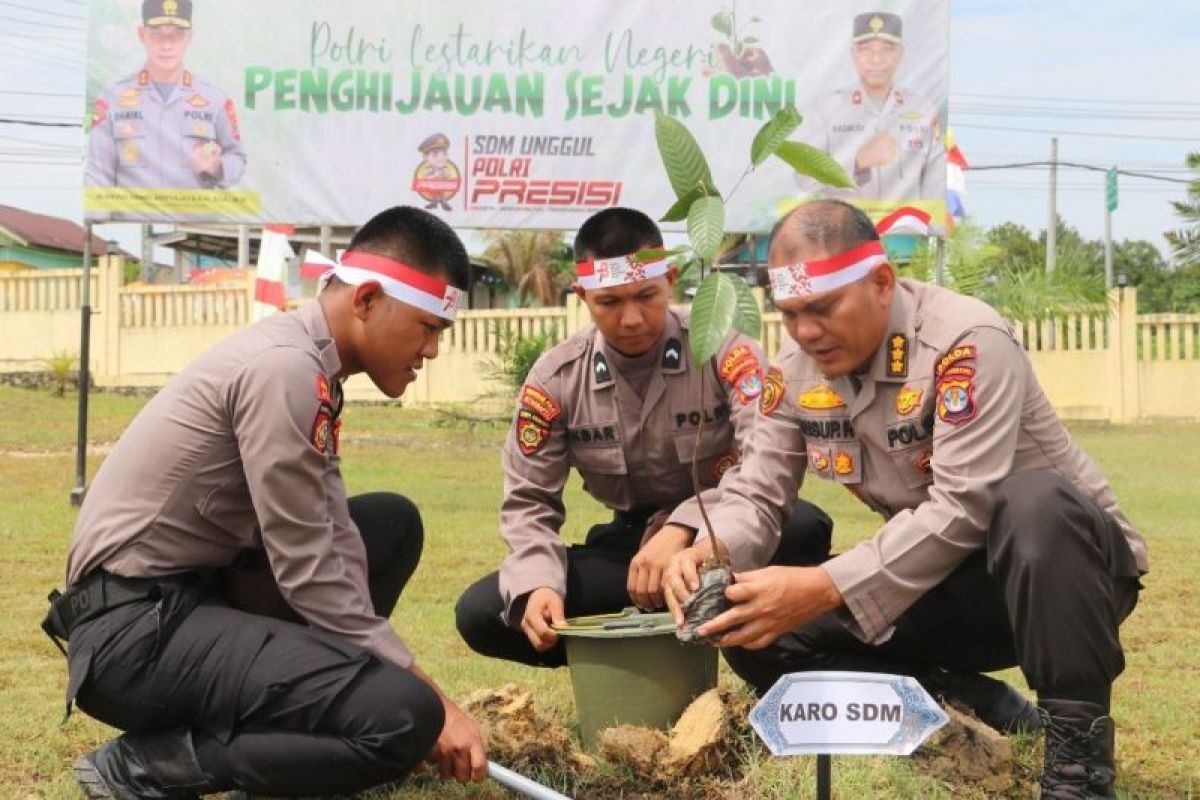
[0,0,1196,261]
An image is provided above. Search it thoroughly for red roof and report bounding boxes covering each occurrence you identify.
[0,204,110,256]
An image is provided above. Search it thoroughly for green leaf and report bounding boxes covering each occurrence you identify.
[731,275,763,339]
[661,186,706,222]
[774,140,855,188]
[633,245,688,263]
[655,111,716,200]
[689,273,739,363]
[687,196,726,263]
[750,106,802,167]
[711,11,733,36]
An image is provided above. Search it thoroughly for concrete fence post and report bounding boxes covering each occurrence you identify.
[1117,286,1139,422]
[96,254,124,384]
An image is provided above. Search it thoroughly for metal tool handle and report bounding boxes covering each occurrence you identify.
[487,760,572,800]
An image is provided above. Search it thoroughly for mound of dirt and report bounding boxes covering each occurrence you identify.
[463,684,594,775]
[916,705,1021,795]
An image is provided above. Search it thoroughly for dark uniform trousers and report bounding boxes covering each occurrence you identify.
[724,473,1142,703]
[456,499,834,667]
[65,493,443,796]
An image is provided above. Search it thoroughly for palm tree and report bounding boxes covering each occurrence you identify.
[1166,151,1200,267]
[480,230,572,307]
[899,219,1106,321]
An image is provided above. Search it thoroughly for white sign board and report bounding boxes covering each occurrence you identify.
[750,671,948,756]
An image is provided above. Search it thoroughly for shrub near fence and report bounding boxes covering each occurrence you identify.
[1,258,1198,420]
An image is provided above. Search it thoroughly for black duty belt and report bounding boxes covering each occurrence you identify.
[41,571,163,654]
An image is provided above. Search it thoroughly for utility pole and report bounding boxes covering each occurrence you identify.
[1046,137,1058,273]
[1104,166,1118,289]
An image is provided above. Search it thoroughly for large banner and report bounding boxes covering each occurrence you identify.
[84,1,948,233]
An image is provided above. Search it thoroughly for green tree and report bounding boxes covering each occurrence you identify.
[1165,151,1200,267]
[480,230,573,307]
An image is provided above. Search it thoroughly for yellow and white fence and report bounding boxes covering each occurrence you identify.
[1,256,1198,421]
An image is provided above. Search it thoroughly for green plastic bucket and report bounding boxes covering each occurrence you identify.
[555,608,718,751]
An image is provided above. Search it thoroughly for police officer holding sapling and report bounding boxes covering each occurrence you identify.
[663,199,1148,800]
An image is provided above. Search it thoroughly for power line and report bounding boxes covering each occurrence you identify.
[0,0,85,19]
[0,89,82,97]
[0,117,80,128]
[969,161,1193,184]
[953,123,1200,143]
[951,92,1200,107]
[0,12,83,30]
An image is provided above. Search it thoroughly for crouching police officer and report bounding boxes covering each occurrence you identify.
[455,207,834,667]
[663,200,1148,798]
[43,207,486,798]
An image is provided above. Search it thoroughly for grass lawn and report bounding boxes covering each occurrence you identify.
[0,384,1196,798]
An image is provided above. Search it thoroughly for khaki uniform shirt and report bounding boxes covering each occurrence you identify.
[86,69,247,189]
[66,302,414,668]
[797,85,944,202]
[499,309,768,620]
[669,280,1148,644]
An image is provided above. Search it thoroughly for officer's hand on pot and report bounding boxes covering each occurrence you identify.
[628,524,694,611]
[520,587,565,652]
[663,538,719,627]
[695,566,844,650]
[428,700,487,783]
[855,131,898,170]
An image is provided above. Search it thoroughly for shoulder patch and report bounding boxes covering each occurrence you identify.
[519,384,561,422]
[936,376,977,426]
[719,344,762,404]
[516,409,551,456]
[797,384,846,411]
[760,366,785,415]
[711,452,738,481]
[224,98,241,140]
[316,374,332,405]
[935,344,978,378]
[311,408,332,452]
[91,98,109,128]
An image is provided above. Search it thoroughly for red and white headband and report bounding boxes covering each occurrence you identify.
[306,250,463,321]
[575,249,672,291]
[876,206,932,237]
[768,240,888,301]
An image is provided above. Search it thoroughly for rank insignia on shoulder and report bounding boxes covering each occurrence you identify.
[797,384,846,410]
[895,385,923,416]
[760,366,785,415]
[592,352,612,385]
[311,409,332,452]
[661,338,682,370]
[516,409,551,456]
[886,334,908,378]
[519,384,561,421]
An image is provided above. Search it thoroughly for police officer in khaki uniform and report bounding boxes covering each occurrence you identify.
[85,0,247,190]
[662,200,1148,799]
[796,12,944,202]
[455,207,832,667]
[44,208,486,797]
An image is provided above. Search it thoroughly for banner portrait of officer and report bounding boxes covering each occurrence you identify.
[85,0,247,192]
[795,10,945,207]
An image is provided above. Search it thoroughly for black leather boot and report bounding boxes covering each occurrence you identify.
[1038,699,1116,799]
[74,729,212,799]
[923,667,1043,734]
